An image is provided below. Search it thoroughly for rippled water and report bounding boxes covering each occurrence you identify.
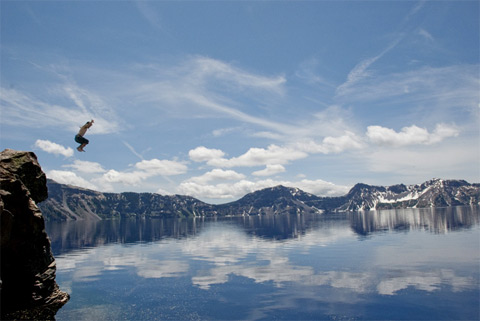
[46,207,480,320]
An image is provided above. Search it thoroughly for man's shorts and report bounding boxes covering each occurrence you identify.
[75,134,89,145]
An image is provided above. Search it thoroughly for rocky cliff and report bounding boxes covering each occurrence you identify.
[0,149,69,320]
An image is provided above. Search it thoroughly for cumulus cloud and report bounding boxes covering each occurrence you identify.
[94,158,188,189]
[294,131,364,154]
[99,169,149,186]
[178,177,350,201]
[64,159,106,173]
[220,145,307,167]
[295,179,351,197]
[187,169,245,184]
[135,158,188,176]
[180,168,351,200]
[35,139,74,157]
[252,164,286,177]
[321,132,365,153]
[190,144,308,168]
[366,124,459,146]
[47,170,97,190]
[178,179,272,200]
[189,146,225,163]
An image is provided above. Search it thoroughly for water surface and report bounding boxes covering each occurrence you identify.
[46,207,480,320]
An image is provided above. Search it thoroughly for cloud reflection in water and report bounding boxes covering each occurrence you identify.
[53,208,479,300]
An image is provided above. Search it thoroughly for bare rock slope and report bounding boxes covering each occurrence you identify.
[1,149,69,320]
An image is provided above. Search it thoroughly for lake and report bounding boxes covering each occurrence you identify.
[45,207,480,320]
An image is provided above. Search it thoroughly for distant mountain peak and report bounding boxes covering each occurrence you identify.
[38,179,480,221]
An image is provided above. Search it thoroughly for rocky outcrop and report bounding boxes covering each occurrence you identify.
[1,149,69,320]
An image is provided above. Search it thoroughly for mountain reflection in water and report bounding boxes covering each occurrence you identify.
[349,206,479,235]
[47,206,479,255]
[46,207,479,321]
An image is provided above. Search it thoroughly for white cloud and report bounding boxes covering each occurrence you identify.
[2,88,83,129]
[135,1,164,31]
[335,65,480,117]
[178,177,350,201]
[319,131,365,153]
[365,139,478,178]
[178,179,275,200]
[252,164,286,177]
[64,159,106,174]
[189,146,226,163]
[156,187,173,195]
[178,180,249,200]
[190,145,308,168]
[136,260,189,279]
[182,91,293,135]
[93,158,187,189]
[366,124,459,146]
[47,170,97,190]
[428,123,461,144]
[294,131,364,154]
[212,127,240,137]
[295,58,336,88]
[417,28,434,42]
[188,56,286,94]
[225,145,307,167]
[122,141,144,160]
[336,37,401,97]
[99,169,149,186]
[54,213,476,300]
[377,270,472,296]
[129,56,293,137]
[187,169,245,184]
[135,158,188,176]
[1,84,121,135]
[62,83,121,135]
[295,179,351,197]
[35,139,74,157]
[203,144,308,168]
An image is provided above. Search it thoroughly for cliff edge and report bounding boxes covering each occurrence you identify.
[1,149,69,320]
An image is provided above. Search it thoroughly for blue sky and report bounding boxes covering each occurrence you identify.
[1,1,479,203]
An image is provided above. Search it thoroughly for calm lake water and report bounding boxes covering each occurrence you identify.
[45,207,480,321]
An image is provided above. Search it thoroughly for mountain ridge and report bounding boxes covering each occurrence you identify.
[38,178,480,221]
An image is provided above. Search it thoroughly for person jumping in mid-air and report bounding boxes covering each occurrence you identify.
[75,120,94,152]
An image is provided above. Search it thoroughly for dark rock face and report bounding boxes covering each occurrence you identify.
[0,149,69,320]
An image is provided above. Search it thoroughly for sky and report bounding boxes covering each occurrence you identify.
[1,0,479,204]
